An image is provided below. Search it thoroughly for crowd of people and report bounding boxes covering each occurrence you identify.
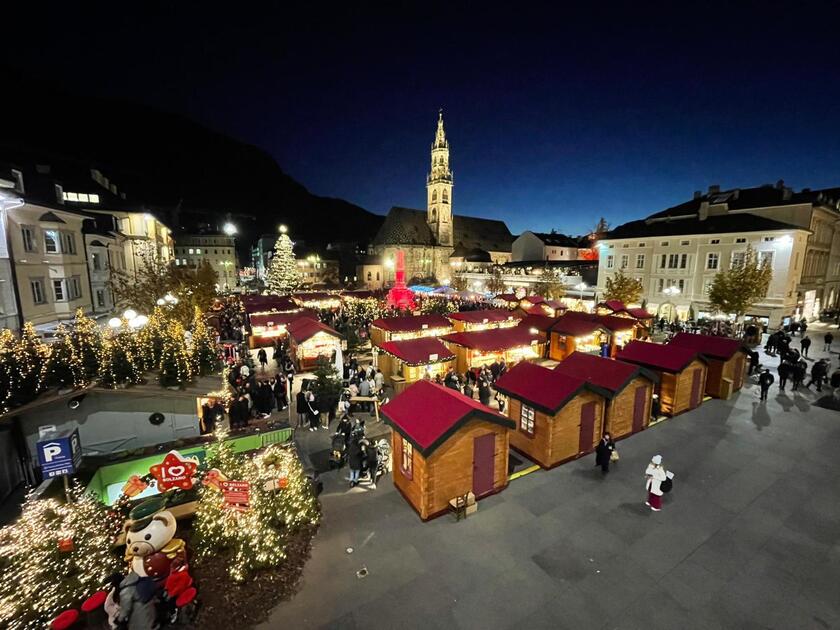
[435,362,508,409]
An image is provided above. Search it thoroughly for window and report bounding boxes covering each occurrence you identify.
[735,238,747,244]
[709,238,720,245]
[44,230,59,253]
[679,253,688,269]
[678,279,685,292]
[89,194,100,204]
[78,193,90,203]
[376,272,380,280]
[606,255,614,269]
[660,241,669,247]
[367,271,372,281]
[620,255,628,269]
[188,248,194,254]
[30,279,46,304]
[759,251,774,267]
[763,236,775,242]
[60,232,76,254]
[96,289,106,307]
[91,252,102,270]
[175,259,180,266]
[731,251,746,269]
[53,279,65,301]
[638,242,646,247]
[681,240,690,246]
[520,404,536,436]
[196,249,201,254]
[442,190,449,203]
[622,244,629,248]
[21,226,36,252]
[70,277,82,300]
[706,252,719,270]
[635,254,645,269]
[400,437,413,478]
[657,278,664,293]
[667,254,679,269]
[703,278,714,294]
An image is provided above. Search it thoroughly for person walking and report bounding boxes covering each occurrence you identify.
[778,361,790,391]
[807,359,828,392]
[478,377,491,406]
[758,369,774,401]
[792,360,807,391]
[273,375,288,411]
[257,347,268,371]
[594,433,615,474]
[644,455,667,512]
[374,368,385,395]
[748,350,760,376]
[800,336,811,358]
[825,332,834,353]
[348,436,364,487]
[295,388,307,428]
[306,391,320,431]
[358,375,371,412]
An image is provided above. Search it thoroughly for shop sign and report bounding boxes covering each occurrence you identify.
[221,480,251,511]
[149,451,199,492]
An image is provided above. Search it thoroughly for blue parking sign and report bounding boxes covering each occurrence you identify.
[36,428,83,478]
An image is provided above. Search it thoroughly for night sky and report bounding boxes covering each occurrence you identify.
[4,2,840,235]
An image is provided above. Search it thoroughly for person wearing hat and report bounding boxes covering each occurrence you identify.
[644,455,668,512]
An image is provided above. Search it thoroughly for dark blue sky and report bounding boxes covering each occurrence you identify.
[5,2,840,235]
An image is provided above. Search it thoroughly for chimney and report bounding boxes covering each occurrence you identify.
[708,184,720,194]
[698,201,710,221]
[693,190,702,200]
[775,179,785,190]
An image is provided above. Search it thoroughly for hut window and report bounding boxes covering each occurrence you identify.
[400,438,414,479]
[520,405,536,437]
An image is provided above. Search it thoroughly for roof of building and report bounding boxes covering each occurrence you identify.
[517,314,561,333]
[597,301,654,320]
[599,300,627,313]
[550,313,609,337]
[240,295,300,314]
[286,317,341,343]
[370,313,453,333]
[447,309,520,324]
[616,340,707,373]
[381,380,514,456]
[441,326,542,351]
[553,352,658,395]
[292,292,340,303]
[376,337,455,366]
[521,295,546,305]
[249,311,315,328]
[372,206,514,252]
[529,232,581,248]
[494,361,609,414]
[561,311,640,332]
[668,332,748,361]
[493,293,520,303]
[606,213,803,240]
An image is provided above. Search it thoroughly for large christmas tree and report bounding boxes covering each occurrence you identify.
[46,325,84,391]
[191,307,222,376]
[159,320,193,388]
[100,328,144,388]
[69,309,104,386]
[266,228,299,295]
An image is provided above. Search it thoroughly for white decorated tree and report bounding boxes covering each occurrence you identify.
[266,227,299,295]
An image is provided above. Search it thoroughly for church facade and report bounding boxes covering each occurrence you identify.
[371,112,514,285]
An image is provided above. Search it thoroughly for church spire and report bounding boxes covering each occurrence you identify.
[434,108,448,149]
[427,109,453,247]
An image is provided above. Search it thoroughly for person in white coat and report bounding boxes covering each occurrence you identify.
[645,454,667,511]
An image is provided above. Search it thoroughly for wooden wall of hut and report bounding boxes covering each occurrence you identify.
[605,376,652,439]
[704,353,746,399]
[657,359,707,415]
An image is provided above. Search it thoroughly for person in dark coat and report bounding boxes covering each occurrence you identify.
[777,361,790,391]
[463,380,474,399]
[594,433,615,473]
[337,415,353,446]
[825,332,834,352]
[478,378,491,406]
[257,380,274,416]
[365,441,380,488]
[273,374,288,410]
[201,398,224,435]
[295,389,307,428]
[347,437,364,487]
[758,369,774,401]
[807,359,828,392]
[748,350,760,376]
[229,394,249,430]
[257,347,268,371]
[800,336,812,358]
[489,360,501,382]
[792,360,807,391]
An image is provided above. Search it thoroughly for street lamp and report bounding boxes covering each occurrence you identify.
[108,317,122,328]
[574,281,587,301]
[223,222,237,236]
[662,286,681,321]
[123,309,138,321]
[279,224,288,234]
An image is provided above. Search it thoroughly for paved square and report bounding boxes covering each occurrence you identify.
[263,335,840,630]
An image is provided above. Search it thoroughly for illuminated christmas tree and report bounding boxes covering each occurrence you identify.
[100,328,143,388]
[265,227,299,295]
[0,485,120,630]
[159,320,193,388]
[46,325,84,390]
[69,309,104,385]
[191,307,222,376]
[137,306,168,372]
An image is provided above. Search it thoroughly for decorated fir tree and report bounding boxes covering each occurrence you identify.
[265,228,299,295]
[100,329,143,388]
[69,309,104,385]
[46,325,84,391]
[159,320,193,388]
[190,307,222,376]
[0,486,120,630]
[11,323,50,406]
[0,330,20,413]
[137,306,167,371]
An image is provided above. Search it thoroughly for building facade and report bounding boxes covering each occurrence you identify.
[512,231,583,262]
[295,249,339,287]
[174,233,238,289]
[372,112,514,284]
[596,183,840,326]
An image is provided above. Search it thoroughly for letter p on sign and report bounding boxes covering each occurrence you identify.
[42,443,62,463]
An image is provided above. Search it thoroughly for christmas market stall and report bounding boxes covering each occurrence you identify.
[553,351,657,439]
[441,326,545,374]
[292,291,342,310]
[240,295,300,314]
[617,340,708,416]
[596,299,655,329]
[381,380,514,520]
[492,293,521,310]
[668,332,748,399]
[287,317,343,371]
[494,361,609,468]
[369,313,454,345]
[374,337,456,394]
[548,314,611,361]
[447,308,521,332]
[248,311,315,347]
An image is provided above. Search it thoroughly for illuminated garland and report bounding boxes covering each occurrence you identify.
[191,307,222,376]
[159,320,194,388]
[0,323,50,414]
[69,308,105,386]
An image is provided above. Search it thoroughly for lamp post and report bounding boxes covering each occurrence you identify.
[662,286,681,322]
[574,281,587,302]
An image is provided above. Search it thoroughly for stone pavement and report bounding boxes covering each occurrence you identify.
[260,334,840,630]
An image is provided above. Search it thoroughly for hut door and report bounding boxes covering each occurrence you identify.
[472,433,496,497]
[690,369,703,407]
[632,385,647,432]
[578,401,597,454]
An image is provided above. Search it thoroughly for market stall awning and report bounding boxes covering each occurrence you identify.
[520,295,546,305]
[370,313,453,333]
[493,293,520,303]
[553,351,658,396]
[668,332,749,361]
[562,311,639,332]
[241,295,300,314]
[517,314,561,333]
[287,318,342,344]
[381,380,514,456]
[617,340,707,373]
[377,337,455,366]
[441,326,543,351]
[495,361,610,415]
[447,309,520,325]
[248,311,315,328]
[550,314,609,337]
[596,300,654,320]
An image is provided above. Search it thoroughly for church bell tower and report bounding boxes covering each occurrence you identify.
[427,109,454,247]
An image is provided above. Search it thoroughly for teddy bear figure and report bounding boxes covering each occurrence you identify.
[124,497,187,580]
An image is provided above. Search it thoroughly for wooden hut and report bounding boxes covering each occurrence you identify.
[595,300,655,330]
[548,314,610,361]
[291,291,341,310]
[381,380,515,520]
[248,311,315,347]
[446,309,521,332]
[492,293,521,310]
[494,361,610,468]
[287,318,343,371]
[374,337,456,394]
[441,326,545,374]
[553,352,657,440]
[616,340,708,416]
[369,314,454,346]
[668,333,748,399]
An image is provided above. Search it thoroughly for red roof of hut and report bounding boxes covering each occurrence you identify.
[668,332,748,361]
[518,314,561,333]
[249,311,315,328]
[616,340,706,373]
[381,380,513,456]
[286,318,341,343]
[377,337,455,366]
[370,314,452,332]
[550,313,608,337]
[495,361,609,414]
[441,326,542,352]
[553,351,657,395]
[447,309,520,324]
[520,295,546,305]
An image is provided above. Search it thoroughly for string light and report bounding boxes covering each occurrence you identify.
[159,320,193,388]
[191,306,222,376]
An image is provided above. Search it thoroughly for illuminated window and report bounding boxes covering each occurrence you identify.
[78,193,90,203]
[43,230,59,253]
[188,248,194,254]
[89,194,100,203]
[400,437,413,479]
[731,251,746,269]
[706,252,719,270]
[520,404,535,436]
[759,251,774,267]
[196,249,201,254]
